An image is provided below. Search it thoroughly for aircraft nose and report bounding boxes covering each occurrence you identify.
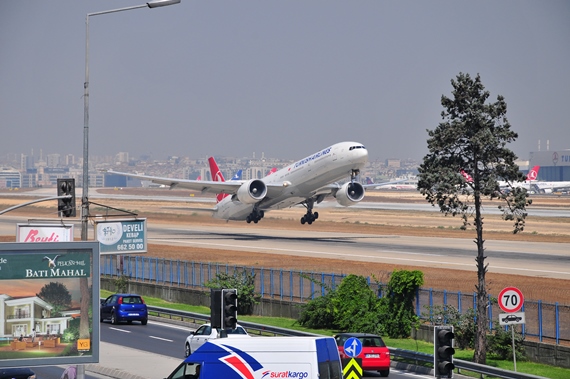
[352,146,368,163]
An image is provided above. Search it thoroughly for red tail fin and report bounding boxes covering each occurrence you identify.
[208,157,229,203]
[267,167,277,176]
[527,166,540,181]
[460,169,473,183]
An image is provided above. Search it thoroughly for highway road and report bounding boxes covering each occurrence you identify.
[31,320,434,379]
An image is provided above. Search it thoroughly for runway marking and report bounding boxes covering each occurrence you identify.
[150,335,174,342]
[109,327,130,333]
[151,239,570,278]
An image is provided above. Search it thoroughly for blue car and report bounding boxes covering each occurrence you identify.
[100,293,148,325]
[0,368,35,379]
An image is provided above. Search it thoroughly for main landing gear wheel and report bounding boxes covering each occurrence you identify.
[300,199,318,225]
[246,209,264,224]
[300,211,319,225]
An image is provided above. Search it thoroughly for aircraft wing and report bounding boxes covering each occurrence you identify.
[106,170,243,195]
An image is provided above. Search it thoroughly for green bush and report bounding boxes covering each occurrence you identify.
[205,269,259,315]
[297,270,423,338]
[383,270,424,338]
[297,290,337,329]
[488,322,526,361]
[333,275,384,334]
[422,304,476,349]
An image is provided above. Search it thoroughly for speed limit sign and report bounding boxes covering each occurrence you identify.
[498,287,524,313]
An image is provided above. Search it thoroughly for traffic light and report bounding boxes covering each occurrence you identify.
[434,326,455,378]
[222,288,238,330]
[57,178,76,217]
[210,289,222,329]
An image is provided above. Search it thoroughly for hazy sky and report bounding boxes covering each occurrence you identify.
[1,1,569,163]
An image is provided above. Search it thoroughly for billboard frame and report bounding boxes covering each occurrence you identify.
[0,241,100,368]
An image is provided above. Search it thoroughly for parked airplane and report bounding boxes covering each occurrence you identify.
[498,165,540,191]
[364,176,416,190]
[107,142,368,225]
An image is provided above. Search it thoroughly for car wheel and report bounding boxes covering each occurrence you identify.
[141,318,148,325]
[379,369,390,377]
[111,312,118,325]
[185,343,191,357]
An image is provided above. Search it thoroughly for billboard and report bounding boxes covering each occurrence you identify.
[0,242,99,368]
[95,219,147,254]
[16,223,74,243]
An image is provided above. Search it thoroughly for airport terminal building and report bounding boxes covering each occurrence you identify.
[529,150,570,181]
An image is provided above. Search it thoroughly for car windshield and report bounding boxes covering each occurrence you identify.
[360,337,385,347]
[336,335,386,348]
[122,296,142,304]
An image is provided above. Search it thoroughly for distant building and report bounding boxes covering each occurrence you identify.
[46,154,61,168]
[0,167,21,188]
[116,152,129,164]
[529,150,570,181]
[385,159,401,168]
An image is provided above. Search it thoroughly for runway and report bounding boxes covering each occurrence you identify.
[1,190,569,280]
[143,223,570,280]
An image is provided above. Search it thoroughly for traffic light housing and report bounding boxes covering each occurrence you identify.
[222,288,238,330]
[434,326,455,378]
[57,178,76,217]
[210,289,222,329]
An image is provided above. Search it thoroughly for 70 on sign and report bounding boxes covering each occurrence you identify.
[498,287,524,313]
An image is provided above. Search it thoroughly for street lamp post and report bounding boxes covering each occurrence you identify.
[79,2,179,379]
[82,0,180,242]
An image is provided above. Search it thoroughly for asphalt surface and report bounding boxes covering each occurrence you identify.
[83,341,181,379]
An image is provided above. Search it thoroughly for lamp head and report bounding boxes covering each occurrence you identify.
[147,0,181,8]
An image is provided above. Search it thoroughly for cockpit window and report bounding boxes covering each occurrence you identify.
[349,145,366,151]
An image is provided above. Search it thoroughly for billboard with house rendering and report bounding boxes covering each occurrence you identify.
[0,242,100,367]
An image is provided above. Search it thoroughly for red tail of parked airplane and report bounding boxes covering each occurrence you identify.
[526,165,540,181]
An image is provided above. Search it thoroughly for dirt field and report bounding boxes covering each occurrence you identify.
[1,189,569,304]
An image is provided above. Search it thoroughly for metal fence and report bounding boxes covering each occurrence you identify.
[101,255,569,345]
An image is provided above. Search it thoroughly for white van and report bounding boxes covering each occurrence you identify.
[165,336,343,379]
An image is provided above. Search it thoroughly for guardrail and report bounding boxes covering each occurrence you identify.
[147,305,547,379]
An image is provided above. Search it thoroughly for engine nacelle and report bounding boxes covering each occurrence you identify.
[236,179,267,204]
[335,182,365,206]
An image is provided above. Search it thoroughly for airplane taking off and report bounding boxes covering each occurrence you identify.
[107,141,368,225]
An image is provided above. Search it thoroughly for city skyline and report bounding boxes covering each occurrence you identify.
[1,1,569,163]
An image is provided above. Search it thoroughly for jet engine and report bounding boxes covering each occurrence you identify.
[335,182,365,206]
[236,179,267,204]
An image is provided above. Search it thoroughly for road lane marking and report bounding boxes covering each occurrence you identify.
[109,327,131,333]
[150,335,174,342]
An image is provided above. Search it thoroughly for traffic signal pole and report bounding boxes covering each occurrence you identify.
[434,326,455,378]
[0,196,72,216]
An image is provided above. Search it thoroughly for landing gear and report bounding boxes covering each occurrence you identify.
[246,208,264,224]
[351,168,360,182]
[300,198,319,225]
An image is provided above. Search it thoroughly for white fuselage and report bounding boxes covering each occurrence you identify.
[213,142,368,220]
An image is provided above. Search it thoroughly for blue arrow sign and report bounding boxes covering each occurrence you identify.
[343,337,362,358]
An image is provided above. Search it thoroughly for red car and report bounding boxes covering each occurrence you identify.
[334,332,390,377]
